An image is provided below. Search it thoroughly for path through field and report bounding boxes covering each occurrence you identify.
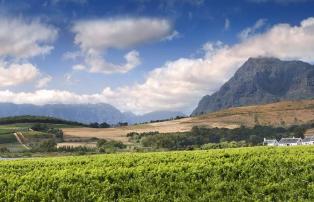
[13,132,30,150]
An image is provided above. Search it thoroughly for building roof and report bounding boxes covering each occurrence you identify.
[303,136,314,142]
[264,139,278,144]
[279,138,301,144]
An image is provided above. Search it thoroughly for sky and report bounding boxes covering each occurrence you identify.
[0,0,314,114]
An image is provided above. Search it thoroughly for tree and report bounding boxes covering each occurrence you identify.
[89,122,100,128]
[31,123,49,132]
[99,122,110,128]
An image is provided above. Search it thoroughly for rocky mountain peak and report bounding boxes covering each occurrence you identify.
[192,57,314,116]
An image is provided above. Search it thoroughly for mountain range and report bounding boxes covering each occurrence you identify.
[0,103,185,124]
[192,57,314,115]
[3,57,314,123]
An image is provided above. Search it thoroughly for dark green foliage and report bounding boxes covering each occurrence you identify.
[201,141,247,149]
[127,131,159,143]
[47,128,64,139]
[96,139,126,153]
[0,134,18,144]
[89,122,111,128]
[130,125,308,150]
[57,146,96,153]
[118,122,128,126]
[0,147,313,201]
[31,140,57,152]
[99,122,110,128]
[0,147,9,153]
[0,129,17,144]
[30,123,64,140]
[89,122,99,128]
[31,123,49,131]
[0,115,86,126]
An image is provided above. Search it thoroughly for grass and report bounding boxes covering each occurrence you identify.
[0,134,17,144]
[22,131,52,139]
[0,129,17,144]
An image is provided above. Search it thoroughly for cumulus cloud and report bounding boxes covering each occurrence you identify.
[62,51,82,60]
[71,17,172,74]
[3,17,314,114]
[238,19,267,40]
[72,64,86,71]
[0,62,39,87]
[0,89,114,106]
[0,18,56,88]
[85,50,141,74]
[0,18,58,58]
[36,75,52,88]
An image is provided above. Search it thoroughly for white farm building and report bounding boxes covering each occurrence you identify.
[278,137,302,146]
[263,138,278,146]
[302,136,314,145]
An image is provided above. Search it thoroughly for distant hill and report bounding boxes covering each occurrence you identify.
[0,103,184,124]
[0,115,85,126]
[192,57,314,116]
[124,110,186,124]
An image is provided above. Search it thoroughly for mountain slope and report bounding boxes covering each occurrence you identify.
[125,110,186,124]
[0,103,184,124]
[192,57,314,115]
[63,99,314,143]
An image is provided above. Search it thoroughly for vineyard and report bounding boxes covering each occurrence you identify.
[0,146,314,201]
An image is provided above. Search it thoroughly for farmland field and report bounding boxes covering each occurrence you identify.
[0,129,17,144]
[0,146,313,201]
[63,99,314,144]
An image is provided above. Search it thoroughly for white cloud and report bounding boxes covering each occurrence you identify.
[63,51,82,60]
[0,90,107,105]
[0,17,57,88]
[36,75,52,88]
[238,19,267,40]
[86,50,141,74]
[0,62,39,87]
[72,17,172,74]
[162,30,180,41]
[72,64,86,71]
[0,18,58,58]
[2,17,314,114]
[224,18,230,30]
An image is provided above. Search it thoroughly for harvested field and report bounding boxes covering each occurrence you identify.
[63,99,314,143]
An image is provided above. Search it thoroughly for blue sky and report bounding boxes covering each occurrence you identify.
[0,0,314,114]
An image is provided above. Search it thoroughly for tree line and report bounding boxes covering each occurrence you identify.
[127,124,309,150]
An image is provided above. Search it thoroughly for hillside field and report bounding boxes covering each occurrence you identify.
[0,128,17,144]
[0,146,313,201]
[63,99,314,143]
[0,116,85,151]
